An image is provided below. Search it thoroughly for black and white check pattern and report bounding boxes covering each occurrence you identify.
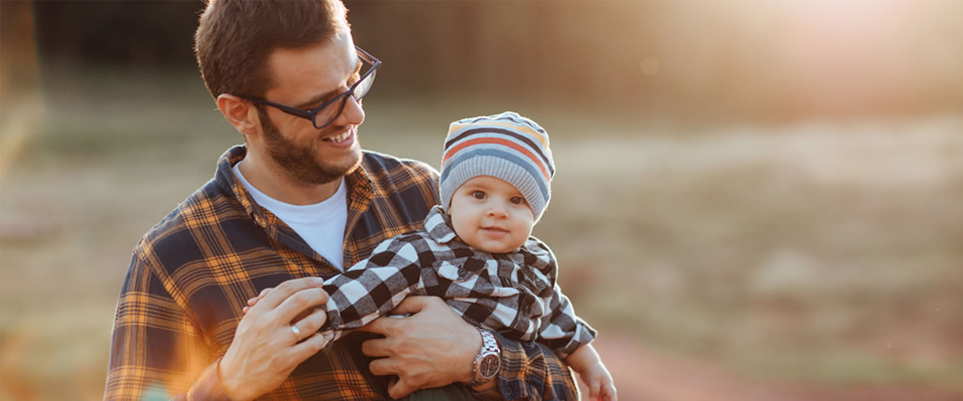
[319,205,596,358]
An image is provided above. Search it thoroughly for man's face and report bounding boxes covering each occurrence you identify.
[449,176,535,254]
[257,32,364,185]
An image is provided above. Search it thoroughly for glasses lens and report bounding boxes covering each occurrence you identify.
[313,97,347,129]
[313,56,378,129]
[353,68,377,101]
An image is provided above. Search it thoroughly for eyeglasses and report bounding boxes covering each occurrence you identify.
[238,46,381,129]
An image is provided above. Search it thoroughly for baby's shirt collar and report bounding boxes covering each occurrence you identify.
[424,205,458,244]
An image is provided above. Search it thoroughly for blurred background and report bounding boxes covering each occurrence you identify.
[2,1,962,400]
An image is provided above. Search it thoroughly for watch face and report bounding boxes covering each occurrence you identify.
[479,354,500,378]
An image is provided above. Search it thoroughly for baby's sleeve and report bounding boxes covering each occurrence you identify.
[528,241,598,359]
[318,236,429,343]
[536,283,597,359]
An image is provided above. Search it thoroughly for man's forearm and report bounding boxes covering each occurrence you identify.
[106,256,220,400]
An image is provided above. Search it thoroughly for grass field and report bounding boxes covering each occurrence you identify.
[2,68,962,400]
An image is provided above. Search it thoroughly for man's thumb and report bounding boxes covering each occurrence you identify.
[389,295,434,316]
[388,377,417,399]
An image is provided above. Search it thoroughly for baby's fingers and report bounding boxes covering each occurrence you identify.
[589,378,601,401]
[601,380,618,401]
[246,288,274,306]
[243,288,275,314]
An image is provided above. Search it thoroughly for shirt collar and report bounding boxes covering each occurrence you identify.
[214,145,269,226]
[214,144,374,232]
[423,205,458,244]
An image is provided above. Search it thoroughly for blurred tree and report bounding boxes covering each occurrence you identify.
[1,1,45,177]
[33,1,201,69]
[26,0,963,121]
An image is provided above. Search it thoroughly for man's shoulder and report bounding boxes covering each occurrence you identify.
[357,150,441,222]
[361,150,440,183]
[388,227,434,244]
[369,227,433,251]
[133,178,244,268]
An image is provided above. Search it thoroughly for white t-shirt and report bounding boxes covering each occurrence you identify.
[233,164,348,271]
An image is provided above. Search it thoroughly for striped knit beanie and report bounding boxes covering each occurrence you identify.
[439,111,555,222]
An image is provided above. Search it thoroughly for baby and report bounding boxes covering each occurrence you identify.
[248,112,616,400]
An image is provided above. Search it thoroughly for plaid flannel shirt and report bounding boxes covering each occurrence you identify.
[318,206,596,359]
[105,145,579,401]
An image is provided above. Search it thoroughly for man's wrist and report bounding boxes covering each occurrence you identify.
[457,326,483,384]
[185,357,233,401]
[467,328,501,387]
[217,355,250,401]
[493,330,582,401]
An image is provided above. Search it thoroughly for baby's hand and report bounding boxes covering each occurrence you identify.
[241,287,273,314]
[578,361,617,401]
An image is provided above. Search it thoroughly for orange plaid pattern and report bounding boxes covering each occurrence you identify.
[104,145,578,400]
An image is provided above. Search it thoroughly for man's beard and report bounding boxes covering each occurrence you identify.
[259,109,361,185]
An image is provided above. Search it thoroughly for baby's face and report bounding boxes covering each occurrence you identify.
[448,176,535,254]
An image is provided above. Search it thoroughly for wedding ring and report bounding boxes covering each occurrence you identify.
[291,325,302,341]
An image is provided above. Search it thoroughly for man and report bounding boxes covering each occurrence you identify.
[104,1,579,400]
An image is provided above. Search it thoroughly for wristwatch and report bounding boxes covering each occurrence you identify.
[468,328,501,387]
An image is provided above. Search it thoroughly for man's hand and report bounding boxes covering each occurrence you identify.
[358,296,481,399]
[219,277,331,401]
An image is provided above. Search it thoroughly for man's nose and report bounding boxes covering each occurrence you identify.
[334,95,365,127]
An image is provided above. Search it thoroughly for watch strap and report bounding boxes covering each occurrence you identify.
[468,328,500,386]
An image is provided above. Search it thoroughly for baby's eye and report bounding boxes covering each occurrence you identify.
[472,191,486,199]
[510,196,525,205]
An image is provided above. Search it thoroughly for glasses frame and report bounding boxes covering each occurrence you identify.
[238,46,381,129]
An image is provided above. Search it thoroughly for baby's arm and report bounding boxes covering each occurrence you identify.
[245,239,429,343]
[566,344,617,401]
[522,240,615,399]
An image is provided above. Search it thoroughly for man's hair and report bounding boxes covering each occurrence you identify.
[194,0,349,100]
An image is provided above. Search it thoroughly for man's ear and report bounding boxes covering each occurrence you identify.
[216,94,261,136]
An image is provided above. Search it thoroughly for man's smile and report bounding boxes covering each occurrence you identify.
[321,127,355,146]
